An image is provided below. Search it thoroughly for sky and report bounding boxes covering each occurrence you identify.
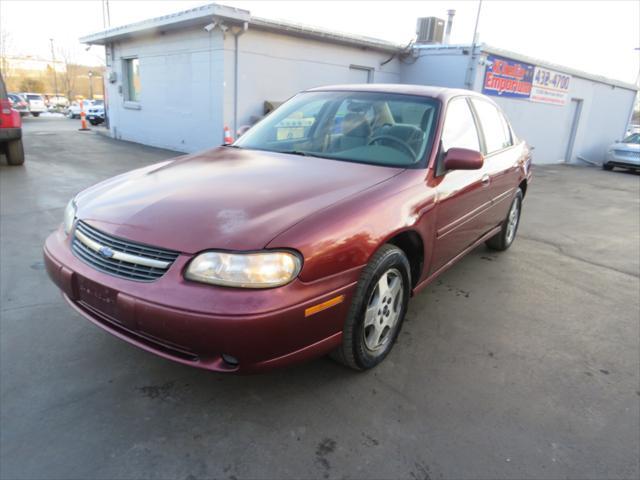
[1,0,639,84]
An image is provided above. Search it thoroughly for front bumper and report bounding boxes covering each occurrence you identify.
[0,128,21,142]
[607,151,640,169]
[44,226,359,373]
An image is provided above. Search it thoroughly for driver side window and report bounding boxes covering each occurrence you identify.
[441,98,481,152]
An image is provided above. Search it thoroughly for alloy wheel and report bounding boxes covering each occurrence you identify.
[362,268,404,354]
[505,196,520,244]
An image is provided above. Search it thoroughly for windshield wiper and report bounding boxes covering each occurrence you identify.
[278,150,326,159]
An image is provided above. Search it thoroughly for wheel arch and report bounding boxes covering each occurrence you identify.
[383,229,425,289]
[519,179,528,198]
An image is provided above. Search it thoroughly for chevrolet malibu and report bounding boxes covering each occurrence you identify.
[44,85,532,373]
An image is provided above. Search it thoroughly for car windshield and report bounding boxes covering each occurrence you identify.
[26,94,43,101]
[622,133,640,144]
[234,91,440,167]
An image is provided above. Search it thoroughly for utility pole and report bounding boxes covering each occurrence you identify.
[105,0,111,27]
[49,38,59,98]
[464,0,483,89]
[101,0,111,28]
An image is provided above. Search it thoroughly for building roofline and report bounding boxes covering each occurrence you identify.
[79,3,250,45]
[249,17,400,53]
[79,2,400,53]
[413,43,638,92]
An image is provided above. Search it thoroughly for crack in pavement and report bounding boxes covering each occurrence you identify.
[519,235,639,279]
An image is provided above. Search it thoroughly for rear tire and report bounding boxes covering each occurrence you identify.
[5,139,25,166]
[602,162,613,171]
[331,244,411,371]
[31,112,40,117]
[486,189,523,251]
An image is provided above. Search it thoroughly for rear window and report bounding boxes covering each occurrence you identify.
[27,94,43,101]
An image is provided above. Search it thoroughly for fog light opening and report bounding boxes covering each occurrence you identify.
[222,354,239,367]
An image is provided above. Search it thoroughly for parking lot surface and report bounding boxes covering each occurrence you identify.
[1,116,639,480]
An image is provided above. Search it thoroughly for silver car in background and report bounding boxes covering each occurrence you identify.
[603,133,640,172]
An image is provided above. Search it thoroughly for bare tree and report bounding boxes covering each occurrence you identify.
[19,78,45,93]
[58,47,81,100]
[0,30,13,79]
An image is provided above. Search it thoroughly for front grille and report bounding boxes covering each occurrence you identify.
[72,221,180,282]
[614,150,640,159]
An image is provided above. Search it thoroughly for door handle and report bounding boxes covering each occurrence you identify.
[481,174,491,186]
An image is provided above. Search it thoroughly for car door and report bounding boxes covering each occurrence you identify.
[470,98,521,228]
[429,97,492,274]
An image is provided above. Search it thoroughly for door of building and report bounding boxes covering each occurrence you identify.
[563,98,583,162]
[348,66,372,83]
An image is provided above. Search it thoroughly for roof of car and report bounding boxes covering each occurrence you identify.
[306,84,484,101]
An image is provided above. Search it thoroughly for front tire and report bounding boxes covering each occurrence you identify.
[602,162,613,171]
[31,112,40,117]
[486,188,523,251]
[5,139,25,166]
[332,244,411,370]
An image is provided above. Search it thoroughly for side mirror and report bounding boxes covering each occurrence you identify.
[443,148,484,171]
[236,125,251,138]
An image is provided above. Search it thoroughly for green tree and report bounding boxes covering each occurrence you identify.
[19,78,45,92]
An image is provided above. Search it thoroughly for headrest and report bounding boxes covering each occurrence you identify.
[343,113,371,138]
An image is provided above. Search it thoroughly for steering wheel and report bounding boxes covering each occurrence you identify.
[368,134,416,158]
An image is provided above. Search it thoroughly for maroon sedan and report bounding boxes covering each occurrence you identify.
[44,85,532,373]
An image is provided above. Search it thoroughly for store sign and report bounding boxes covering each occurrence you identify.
[482,55,534,99]
[530,66,571,106]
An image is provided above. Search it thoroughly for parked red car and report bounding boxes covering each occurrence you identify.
[44,85,532,373]
[0,73,25,166]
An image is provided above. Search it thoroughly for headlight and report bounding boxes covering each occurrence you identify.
[63,199,77,235]
[185,251,302,288]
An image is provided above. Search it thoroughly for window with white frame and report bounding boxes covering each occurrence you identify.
[123,58,140,102]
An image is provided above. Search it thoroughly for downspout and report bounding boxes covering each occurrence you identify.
[232,22,248,136]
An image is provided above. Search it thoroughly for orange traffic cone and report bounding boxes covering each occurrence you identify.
[79,100,90,131]
[223,125,233,144]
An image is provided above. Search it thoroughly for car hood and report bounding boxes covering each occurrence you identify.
[76,147,403,253]
[611,142,640,151]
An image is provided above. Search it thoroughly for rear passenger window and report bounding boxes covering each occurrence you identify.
[441,98,480,152]
[472,99,512,153]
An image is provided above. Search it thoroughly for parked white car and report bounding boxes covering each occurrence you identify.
[66,100,94,119]
[87,103,105,125]
[47,95,69,108]
[603,133,640,172]
[22,93,46,117]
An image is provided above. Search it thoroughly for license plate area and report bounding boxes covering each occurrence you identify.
[76,275,118,319]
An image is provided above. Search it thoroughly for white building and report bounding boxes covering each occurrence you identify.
[80,3,638,165]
